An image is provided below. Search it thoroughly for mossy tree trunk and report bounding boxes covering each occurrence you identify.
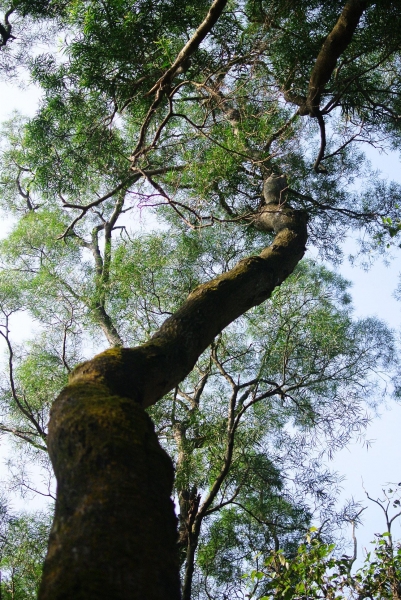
[38,200,307,600]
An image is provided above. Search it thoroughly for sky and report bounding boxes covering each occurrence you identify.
[1,80,401,559]
[323,144,401,556]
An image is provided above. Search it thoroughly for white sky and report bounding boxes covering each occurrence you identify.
[1,82,401,558]
[313,148,401,557]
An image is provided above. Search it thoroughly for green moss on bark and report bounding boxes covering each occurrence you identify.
[39,382,181,600]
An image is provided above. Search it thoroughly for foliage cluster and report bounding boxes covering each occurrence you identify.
[244,486,401,600]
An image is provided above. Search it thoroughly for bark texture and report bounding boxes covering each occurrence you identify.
[39,176,308,600]
[39,385,180,600]
[300,0,369,115]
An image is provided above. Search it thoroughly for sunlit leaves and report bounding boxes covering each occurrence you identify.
[243,523,401,600]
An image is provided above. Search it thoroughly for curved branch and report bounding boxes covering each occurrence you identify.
[0,325,47,444]
[67,201,308,408]
[147,0,229,95]
[301,0,369,116]
[0,7,15,48]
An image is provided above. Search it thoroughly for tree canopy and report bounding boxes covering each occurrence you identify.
[0,1,401,599]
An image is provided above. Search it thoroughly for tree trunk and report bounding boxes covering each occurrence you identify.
[38,195,307,600]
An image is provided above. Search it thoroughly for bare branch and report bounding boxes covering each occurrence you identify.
[313,111,327,173]
[0,322,47,444]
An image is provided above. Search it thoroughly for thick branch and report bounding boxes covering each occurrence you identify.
[89,223,124,347]
[148,0,229,94]
[301,0,369,116]
[0,7,15,47]
[68,203,307,408]
[93,304,124,348]
[284,1,369,170]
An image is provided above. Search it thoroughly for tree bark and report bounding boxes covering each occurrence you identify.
[38,187,307,600]
[285,0,369,116]
[303,0,369,116]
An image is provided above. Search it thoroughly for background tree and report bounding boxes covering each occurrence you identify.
[0,496,50,600]
[242,485,401,600]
